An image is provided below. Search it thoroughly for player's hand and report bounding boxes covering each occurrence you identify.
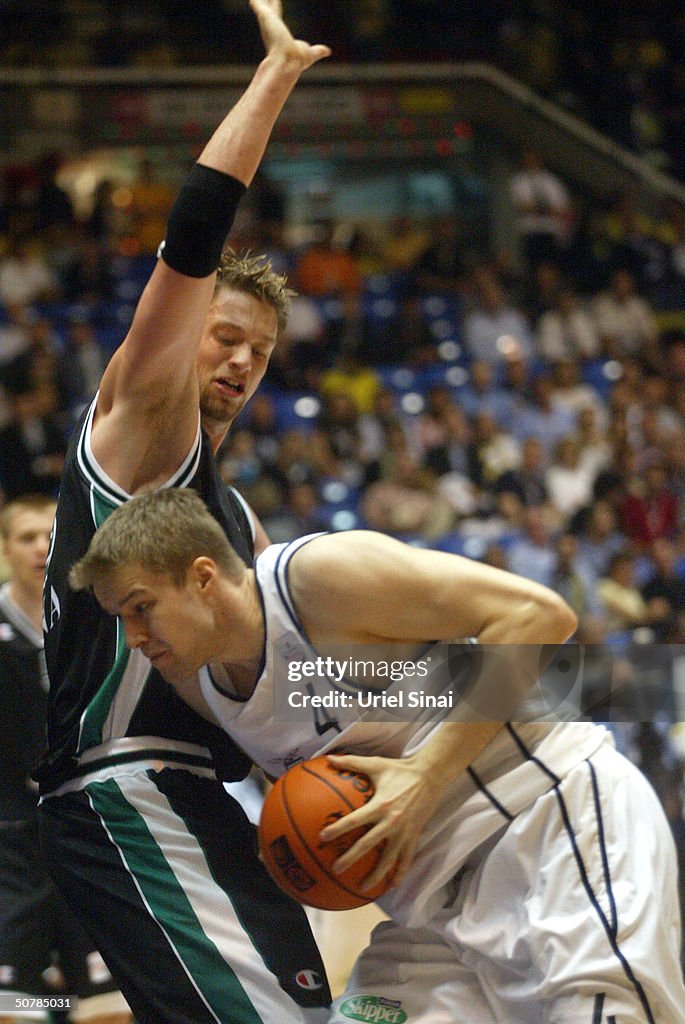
[318,751,445,892]
[249,0,331,72]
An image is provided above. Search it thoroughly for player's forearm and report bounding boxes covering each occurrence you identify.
[407,721,503,789]
[198,53,306,186]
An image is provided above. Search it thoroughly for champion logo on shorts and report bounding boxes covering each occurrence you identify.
[340,995,407,1023]
[295,969,323,990]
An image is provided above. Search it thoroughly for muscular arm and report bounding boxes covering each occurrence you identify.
[291,531,577,884]
[92,2,330,493]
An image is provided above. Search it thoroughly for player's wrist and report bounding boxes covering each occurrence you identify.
[257,50,308,84]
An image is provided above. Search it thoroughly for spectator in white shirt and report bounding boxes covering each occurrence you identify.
[0,237,58,308]
[464,266,533,363]
[545,434,596,521]
[509,148,573,271]
[535,286,600,360]
[591,268,659,357]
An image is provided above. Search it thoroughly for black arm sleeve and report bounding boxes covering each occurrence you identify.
[160,163,247,278]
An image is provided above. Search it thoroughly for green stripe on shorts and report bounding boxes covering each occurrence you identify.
[87,777,263,1024]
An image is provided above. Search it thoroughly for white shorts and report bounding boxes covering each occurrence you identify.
[329,745,685,1024]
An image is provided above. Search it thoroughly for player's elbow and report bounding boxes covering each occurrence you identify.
[536,590,578,643]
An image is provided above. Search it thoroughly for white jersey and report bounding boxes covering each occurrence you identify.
[200,535,610,927]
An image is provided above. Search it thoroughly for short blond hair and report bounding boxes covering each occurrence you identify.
[214,249,295,333]
[69,489,246,591]
[0,494,57,540]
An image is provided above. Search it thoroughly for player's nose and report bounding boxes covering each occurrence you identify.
[227,339,251,370]
[123,618,148,650]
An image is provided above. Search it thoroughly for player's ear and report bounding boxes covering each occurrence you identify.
[190,556,218,593]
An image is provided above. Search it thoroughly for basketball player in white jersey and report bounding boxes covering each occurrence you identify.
[71,489,685,1024]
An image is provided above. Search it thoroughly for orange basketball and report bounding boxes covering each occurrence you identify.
[257,756,391,911]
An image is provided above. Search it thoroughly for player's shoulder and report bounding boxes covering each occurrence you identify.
[289,530,407,597]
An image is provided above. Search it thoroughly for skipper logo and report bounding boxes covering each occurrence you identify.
[340,996,407,1023]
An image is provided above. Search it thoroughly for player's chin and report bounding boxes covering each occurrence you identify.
[202,392,244,422]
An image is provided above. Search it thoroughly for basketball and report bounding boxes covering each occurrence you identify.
[257,756,392,911]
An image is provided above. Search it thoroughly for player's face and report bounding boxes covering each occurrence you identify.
[2,507,55,598]
[94,564,212,684]
[197,286,278,431]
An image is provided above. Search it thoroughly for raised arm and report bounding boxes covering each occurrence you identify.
[92,1,330,492]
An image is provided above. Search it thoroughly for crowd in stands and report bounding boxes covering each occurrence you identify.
[1,145,685,904]
[3,1,685,183]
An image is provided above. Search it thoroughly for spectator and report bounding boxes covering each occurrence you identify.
[360,446,455,541]
[358,386,407,463]
[596,549,661,636]
[463,266,533,363]
[383,214,431,273]
[574,483,626,559]
[641,538,685,641]
[319,351,381,415]
[240,392,281,465]
[552,531,601,622]
[261,481,328,542]
[507,505,557,586]
[546,435,597,522]
[272,291,326,389]
[34,152,75,235]
[0,302,32,366]
[458,359,516,427]
[510,372,577,454]
[123,157,175,255]
[295,218,362,298]
[466,410,521,492]
[535,285,600,360]
[0,237,58,307]
[56,313,107,422]
[619,458,679,548]
[59,232,114,306]
[590,267,659,358]
[495,435,550,509]
[549,357,605,423]
[407,214,468,297]
[0,373,66,499]
[575,405,613,480]
[508,147,573,272]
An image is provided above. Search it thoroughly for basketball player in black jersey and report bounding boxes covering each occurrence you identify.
[36,3,332,1023]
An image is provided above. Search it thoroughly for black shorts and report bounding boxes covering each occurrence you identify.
[39,766,331,1024]
[0,817,120,1000]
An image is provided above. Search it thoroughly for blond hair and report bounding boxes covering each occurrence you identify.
[0,493,57,540]
[214,249,295,333]
[69,489,245,591]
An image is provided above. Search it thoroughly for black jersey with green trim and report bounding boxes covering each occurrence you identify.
[37,399,253,794]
